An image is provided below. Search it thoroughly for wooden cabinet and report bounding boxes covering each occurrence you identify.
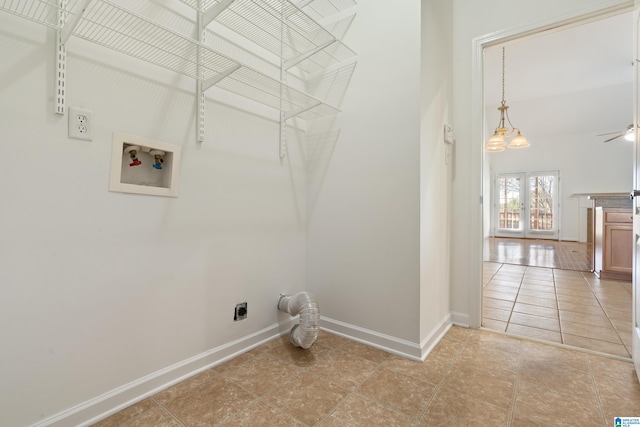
[594,208,632,280]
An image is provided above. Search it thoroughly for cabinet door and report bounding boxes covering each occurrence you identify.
[604,224,633,273]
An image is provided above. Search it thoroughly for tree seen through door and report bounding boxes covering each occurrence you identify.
[529,175,554,231]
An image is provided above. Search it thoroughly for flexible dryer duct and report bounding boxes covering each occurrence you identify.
[278,292,319,349]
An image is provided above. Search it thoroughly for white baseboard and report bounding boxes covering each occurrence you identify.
[33,321,293,427]
[419,314,452,361]
[320,317,423,361]
[320,314,453,362]
[450,311,470,328]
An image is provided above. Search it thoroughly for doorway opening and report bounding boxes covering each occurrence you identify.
[479,10,634,359]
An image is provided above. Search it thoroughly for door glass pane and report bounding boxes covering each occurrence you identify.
[528,174,555,231]
[497,176,521,230]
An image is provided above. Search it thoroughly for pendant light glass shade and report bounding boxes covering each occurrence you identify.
[485,144,505,152]
[507,130,529,148]
[487,131,506,147]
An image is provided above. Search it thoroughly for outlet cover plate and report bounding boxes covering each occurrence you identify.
[69,107,92,141]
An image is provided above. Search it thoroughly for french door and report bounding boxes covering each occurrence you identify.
[494,171,559,240]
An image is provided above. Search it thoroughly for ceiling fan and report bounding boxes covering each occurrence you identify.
[598,124,635,143]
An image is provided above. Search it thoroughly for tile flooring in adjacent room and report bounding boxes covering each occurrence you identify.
[93,327,640,426]
[483,262,633,358]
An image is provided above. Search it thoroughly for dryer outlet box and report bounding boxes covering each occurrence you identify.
[234,302,248,321]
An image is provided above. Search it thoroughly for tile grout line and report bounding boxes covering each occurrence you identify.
[504,265,527,332]
[311,350,415,427]
[580,273,631,357]
[151,396,186,427]
[481,262,505,330]
[585,356,607,427]
[153,342,330,427]
[552,268,565,345]
[253,397,310,427]
[310,362,381,426]
[507,345,525,426]
[275,342,353,427]
[221,339,353,427]
[412,330,476,426]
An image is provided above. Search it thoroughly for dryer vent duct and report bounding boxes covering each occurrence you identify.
[278,292,319,349]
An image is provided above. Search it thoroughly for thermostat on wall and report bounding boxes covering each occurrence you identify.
[444,124,455,144]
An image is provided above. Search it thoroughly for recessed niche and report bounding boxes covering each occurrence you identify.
[109,132,182,197]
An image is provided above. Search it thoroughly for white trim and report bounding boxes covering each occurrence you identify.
[320,314,452,362]
[633,326,640,376]
[418,314,453,361]
[320,317,423,361]
[450,311,470,328]
[472,0,634,331]
[32,321,294,427]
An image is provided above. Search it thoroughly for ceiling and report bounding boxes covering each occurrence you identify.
[484,11,634,140]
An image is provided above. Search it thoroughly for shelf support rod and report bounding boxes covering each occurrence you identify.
[55,0,71,115]
[60,0,93,44]
[54,31,65,115]
[202,0,235,27]
[279,0,288,160]
[285,101,321,120]
[196,5,206,143]
[202,64,241,91]
[284,39,336,70]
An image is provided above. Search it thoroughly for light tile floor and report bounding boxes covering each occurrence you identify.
[483,262,633,359]
[92,327,640,426]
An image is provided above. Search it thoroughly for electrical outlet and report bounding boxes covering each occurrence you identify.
[68,107,92,141]
[234,302,247,321]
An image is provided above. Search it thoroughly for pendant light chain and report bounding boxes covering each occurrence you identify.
[501,47,505,105]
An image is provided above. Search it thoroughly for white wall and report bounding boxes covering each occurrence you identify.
[0,12,307,426]
[420,0,454,345]
[306,0,423,346]
[450,0,633,325]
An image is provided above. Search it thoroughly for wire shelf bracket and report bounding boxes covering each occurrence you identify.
[203,63,242,91]
[284,101,320,120]
[196,7,206,143]
[284,39,335,70]
[55,0,70,114]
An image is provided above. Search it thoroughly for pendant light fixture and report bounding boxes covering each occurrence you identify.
[486,47,529,152]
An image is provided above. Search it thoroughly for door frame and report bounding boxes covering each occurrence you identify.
[470,1,634,330]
